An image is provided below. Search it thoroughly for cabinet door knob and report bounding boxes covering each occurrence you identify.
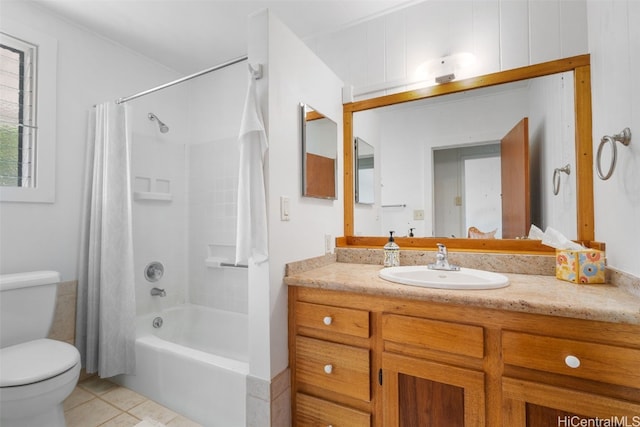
[565,355,581,368]
[323,316,333,325]
[324,364,333,374]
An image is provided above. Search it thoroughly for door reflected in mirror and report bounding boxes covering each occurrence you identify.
[355,137,374,204]
[300,103,338,199]
[433,143,502,238]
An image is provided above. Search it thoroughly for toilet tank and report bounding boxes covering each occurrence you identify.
[0,271,61,348]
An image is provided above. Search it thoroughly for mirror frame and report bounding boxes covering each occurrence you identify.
[340,54,595,253]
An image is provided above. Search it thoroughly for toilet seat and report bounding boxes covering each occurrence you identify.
[0,339,80,387]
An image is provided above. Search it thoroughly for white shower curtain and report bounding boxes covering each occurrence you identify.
[76,101,136,378]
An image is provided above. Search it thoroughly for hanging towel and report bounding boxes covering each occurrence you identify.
[235,71,269,265]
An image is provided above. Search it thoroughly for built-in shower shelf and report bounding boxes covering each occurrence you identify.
[205,257,248,269]
[134,191,172,202]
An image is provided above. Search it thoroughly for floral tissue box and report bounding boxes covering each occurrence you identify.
[555,249,606,284]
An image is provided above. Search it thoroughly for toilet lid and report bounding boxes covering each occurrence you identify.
[0,338,80,387]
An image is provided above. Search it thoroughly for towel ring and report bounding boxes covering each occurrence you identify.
[553,164,571,195]
[596,127,631,180]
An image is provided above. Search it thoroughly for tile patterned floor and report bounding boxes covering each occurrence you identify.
[63,376,202,427]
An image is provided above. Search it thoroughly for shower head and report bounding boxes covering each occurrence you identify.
[148,112,169,133]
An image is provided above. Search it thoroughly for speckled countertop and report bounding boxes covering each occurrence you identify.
[285,255,640,325]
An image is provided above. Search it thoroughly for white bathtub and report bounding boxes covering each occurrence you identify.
[114,304,249,427]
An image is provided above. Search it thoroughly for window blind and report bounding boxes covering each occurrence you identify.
[0,34,36,187]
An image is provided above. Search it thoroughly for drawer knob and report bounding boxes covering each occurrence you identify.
[565,355,581,368]
[323,316,333,326]
[324,364,333,374]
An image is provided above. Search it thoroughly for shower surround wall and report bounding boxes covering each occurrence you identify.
[130,85,190,314]
[129,62,248,316]
[185,64,248,314]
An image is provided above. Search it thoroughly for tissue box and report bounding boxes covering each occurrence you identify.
[555,249,605,284]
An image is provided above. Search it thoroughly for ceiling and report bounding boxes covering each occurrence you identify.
[29,0,420,75]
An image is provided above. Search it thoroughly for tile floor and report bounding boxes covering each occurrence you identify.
[63,376,202,427]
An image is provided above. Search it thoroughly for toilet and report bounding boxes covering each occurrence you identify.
[0,271,81,427]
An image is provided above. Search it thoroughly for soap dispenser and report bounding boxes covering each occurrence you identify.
[383,231,400,267]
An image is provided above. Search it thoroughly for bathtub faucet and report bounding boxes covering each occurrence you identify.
[150,287,166,297]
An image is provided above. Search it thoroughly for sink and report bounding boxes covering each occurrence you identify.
[379,266,509,290]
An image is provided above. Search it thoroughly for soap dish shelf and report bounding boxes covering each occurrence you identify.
[134,191,172,202]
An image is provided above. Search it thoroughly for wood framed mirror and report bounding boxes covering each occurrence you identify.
[341,55,594,253]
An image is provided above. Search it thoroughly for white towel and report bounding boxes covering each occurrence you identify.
[235,71,269,265]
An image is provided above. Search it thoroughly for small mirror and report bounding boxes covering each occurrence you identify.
[300,103,337,199]
[355,137,374,204]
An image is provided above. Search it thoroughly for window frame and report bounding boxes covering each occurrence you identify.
[0,24,57,203]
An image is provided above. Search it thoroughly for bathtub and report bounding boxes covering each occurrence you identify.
[114,304,249,427]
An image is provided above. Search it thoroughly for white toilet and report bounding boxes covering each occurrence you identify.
[0,271,81,427]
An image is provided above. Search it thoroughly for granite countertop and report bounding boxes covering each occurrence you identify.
[284,261,640,325]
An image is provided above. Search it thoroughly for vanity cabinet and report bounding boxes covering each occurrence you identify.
[290,295,373,426]
[502,323,640,426]
[288,286,640,427]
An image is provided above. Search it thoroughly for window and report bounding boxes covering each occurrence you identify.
[0,25,56,203]
[1,34,37,188]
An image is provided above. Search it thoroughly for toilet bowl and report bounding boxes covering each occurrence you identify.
[0,271,81,427]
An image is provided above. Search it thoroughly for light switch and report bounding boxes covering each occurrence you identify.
[413,209,425,220]
[280,196,290,221]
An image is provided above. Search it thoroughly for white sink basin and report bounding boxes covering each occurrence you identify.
[379,266,509,290]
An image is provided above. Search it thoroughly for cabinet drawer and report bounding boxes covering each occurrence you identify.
[296,336,370,401]
[502,331,640,389]
[382,314,484,359]
[296,301,369,338]
[296,393,370,427]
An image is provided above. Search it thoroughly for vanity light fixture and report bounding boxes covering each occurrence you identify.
[415,52,477,84]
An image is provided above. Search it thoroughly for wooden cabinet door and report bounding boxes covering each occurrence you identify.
[382,353,485,427]
[503,377,640,426]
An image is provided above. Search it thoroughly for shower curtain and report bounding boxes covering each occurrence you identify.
[76,101,136,378]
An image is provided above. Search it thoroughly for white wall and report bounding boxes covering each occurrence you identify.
[528,73,577,237]
[0,2,181,280]
[247,10,344,380]
[587,0,640,278]
[305,0,588,98]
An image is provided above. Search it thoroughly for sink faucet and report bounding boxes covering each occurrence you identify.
[428,243,460,271]
[150,287,166,297]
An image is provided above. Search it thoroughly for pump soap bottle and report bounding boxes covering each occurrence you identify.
[383,231,400,267]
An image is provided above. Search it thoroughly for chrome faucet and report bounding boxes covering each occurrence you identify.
[428,243,460,271]
[150,287,166,297]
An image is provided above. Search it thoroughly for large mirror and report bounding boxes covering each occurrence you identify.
[300,103,338,199]
[342,55,594,252]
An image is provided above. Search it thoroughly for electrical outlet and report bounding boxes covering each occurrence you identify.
[413,209,425,220]
[324,234,332,254]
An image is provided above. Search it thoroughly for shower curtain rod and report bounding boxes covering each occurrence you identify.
[115,55,261,105]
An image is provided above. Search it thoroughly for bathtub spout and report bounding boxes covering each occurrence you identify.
[150,287,166,297]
